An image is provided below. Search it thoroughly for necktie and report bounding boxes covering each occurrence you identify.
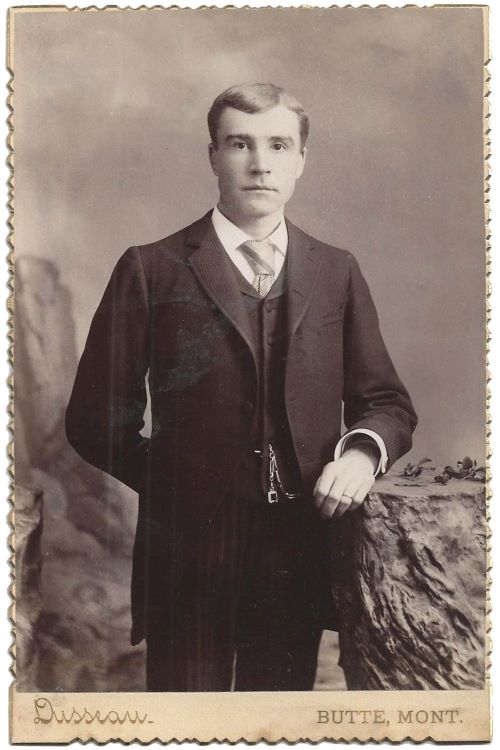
[238,239,275,297]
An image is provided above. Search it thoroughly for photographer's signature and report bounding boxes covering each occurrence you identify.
[33,696,154,725]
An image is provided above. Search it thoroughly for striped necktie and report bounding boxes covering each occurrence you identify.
[238,239,276,297]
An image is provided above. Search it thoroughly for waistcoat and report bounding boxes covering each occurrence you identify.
[229,256,302,502]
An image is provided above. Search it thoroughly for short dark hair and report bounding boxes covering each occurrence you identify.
[208,82,309,150]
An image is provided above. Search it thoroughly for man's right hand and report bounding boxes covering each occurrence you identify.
[313,447,377,520]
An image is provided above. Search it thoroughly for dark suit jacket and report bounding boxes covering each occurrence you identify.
[65,210,417,644]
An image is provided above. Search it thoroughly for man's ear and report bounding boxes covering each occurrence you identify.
[208,143,218,176]
[295,147,307,179]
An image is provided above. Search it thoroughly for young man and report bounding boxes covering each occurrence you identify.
[66,83,417,691]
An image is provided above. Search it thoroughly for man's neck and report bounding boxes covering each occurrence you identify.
[216,203,284,239]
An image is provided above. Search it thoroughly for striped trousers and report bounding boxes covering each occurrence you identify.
[146,493,333,691]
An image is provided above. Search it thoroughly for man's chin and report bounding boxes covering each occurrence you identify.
[219,196,284,223]
[240,196,282,217]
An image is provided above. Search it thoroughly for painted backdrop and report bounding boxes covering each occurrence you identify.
[11,6,486,692]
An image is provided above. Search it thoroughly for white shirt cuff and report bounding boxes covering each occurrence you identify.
[334,428,388,476]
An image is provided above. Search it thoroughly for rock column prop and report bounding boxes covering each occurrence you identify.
[331,475,486,690]
[15,257,144,691]
[14,487,44,691]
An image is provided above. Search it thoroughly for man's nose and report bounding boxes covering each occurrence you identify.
[250,148,271,174]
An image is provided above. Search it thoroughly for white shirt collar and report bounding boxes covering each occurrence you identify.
[211,205,288,256]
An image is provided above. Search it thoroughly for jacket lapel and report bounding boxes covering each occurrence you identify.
[285,219,320,336]
[186,213,257,367]
[186,213,320,367]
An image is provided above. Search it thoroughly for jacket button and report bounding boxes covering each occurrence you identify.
[265,300,274,312]
[241,401,254,414]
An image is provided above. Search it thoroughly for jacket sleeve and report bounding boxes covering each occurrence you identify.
[65,246,150,493]
[342,253,418,470]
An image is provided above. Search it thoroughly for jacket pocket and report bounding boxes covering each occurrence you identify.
[318,303,346,328]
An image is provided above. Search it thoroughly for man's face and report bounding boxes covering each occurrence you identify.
[208,104,306,224]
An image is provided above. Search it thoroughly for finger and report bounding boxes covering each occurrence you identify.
[313,474,331,505]
[321,475,351,519]
[331,488,354,518]
[339,475,370,511]
[331,473,369,518]
[319,493,342,519]
[329,473,351,505]
[313,475,320,495]
[313,464,338,508]
[315,481,334,510]
[332,495,353,518]
[342,477,364,503]
[349,478,375,511]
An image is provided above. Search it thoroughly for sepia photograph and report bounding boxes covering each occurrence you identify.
[9,3,489,742]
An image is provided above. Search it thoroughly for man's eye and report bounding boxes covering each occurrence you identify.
[232,141,247,150]
[272,143,287,151]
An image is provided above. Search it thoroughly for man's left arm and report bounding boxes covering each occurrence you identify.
[314,253,418,519]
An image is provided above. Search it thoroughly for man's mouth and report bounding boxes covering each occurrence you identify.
[243,186,277,191]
